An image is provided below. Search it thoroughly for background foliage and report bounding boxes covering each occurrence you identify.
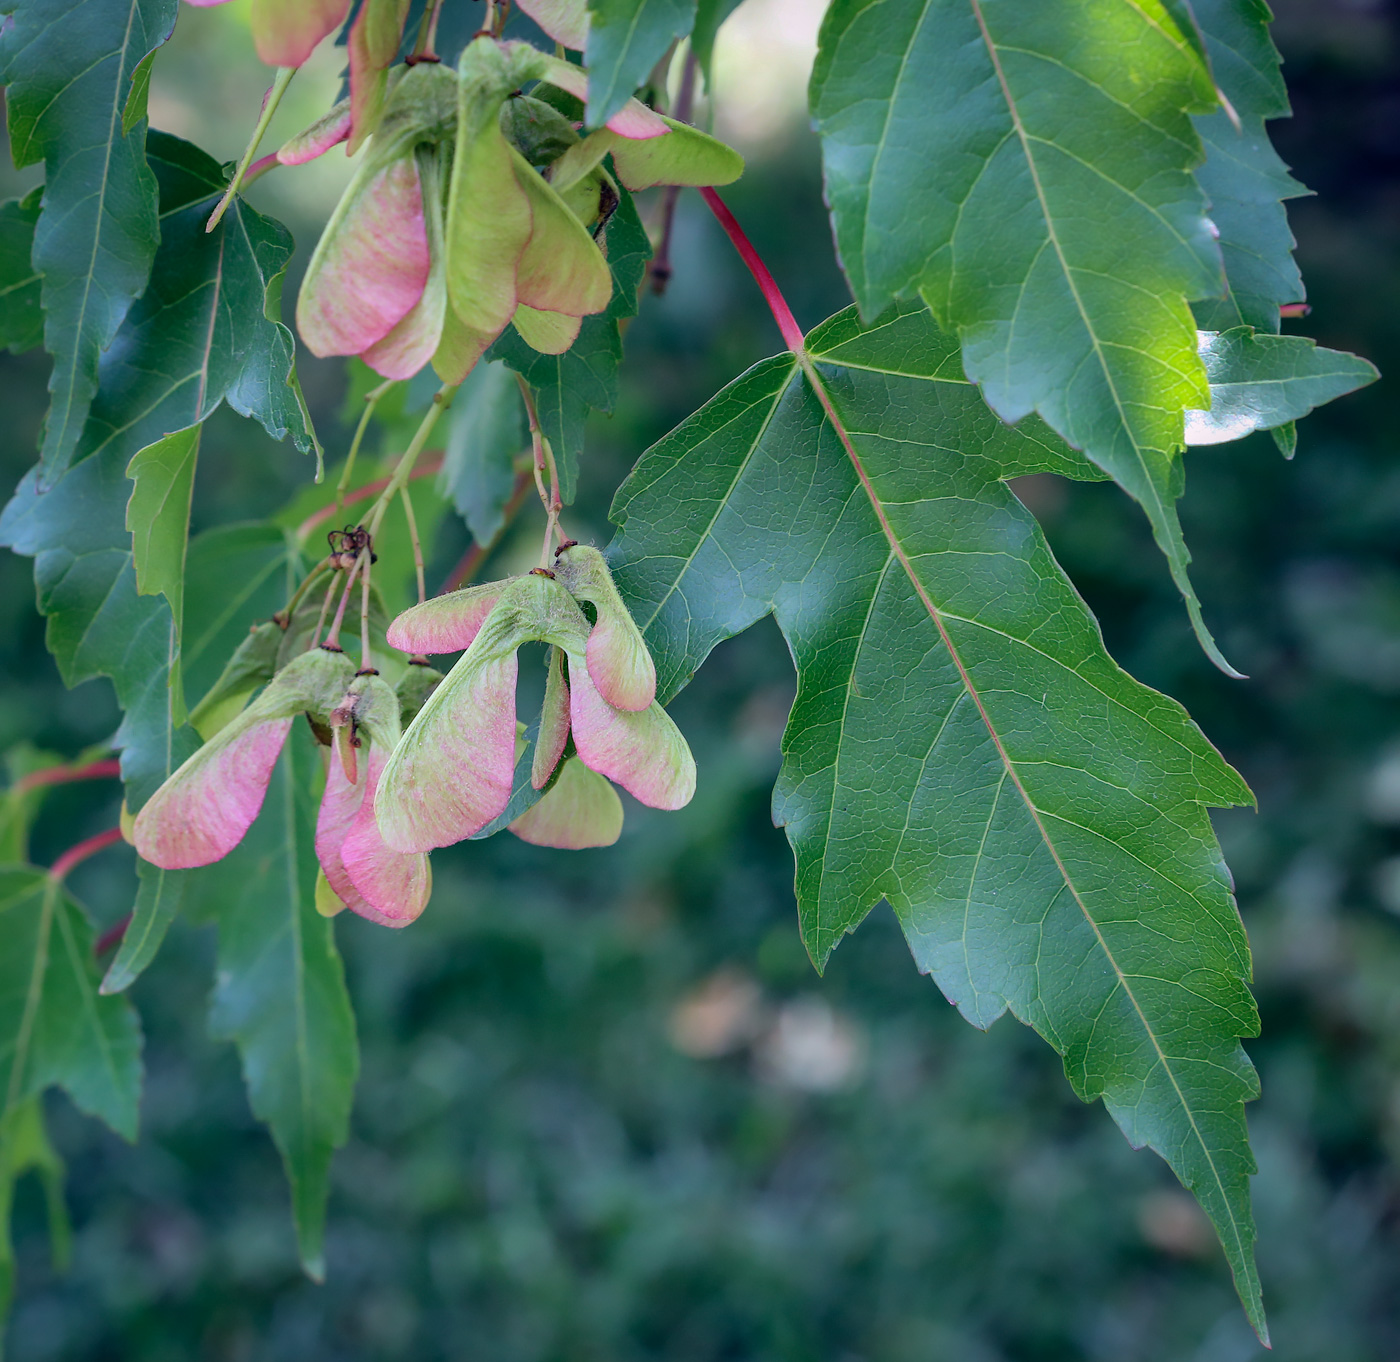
[0,0,1396,1358]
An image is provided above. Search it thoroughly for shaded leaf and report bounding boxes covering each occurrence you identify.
[0,0,178,480]
[691,0,744,79]
[1190,0,1307,333]
[0,191,43,356]
[0,1097,70,1323]
[205,724,358,1277]
[126,423,201,725]
[609,303,1266,1338]
[810,0,1238,670]
[0,133,312,809]
[100,858,187,995]
[584,0,695,126]
[440,360,527,543]
[1185,328,1378,447]
[488,184,650,503]
[0,867,143,1140]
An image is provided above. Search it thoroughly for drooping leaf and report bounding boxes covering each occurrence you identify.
[204,724,358,1278]
[126,423,201,725]
[440,360,528,544]
[0,190,43,355]
[584,0,695,127]
[122,47,158,136]
[0,133,313,809]
[0,868,143,1140]
[1190,0,1307,333]
[0,0,179,481]
[608,304,1267,1339]
[488,184,651,502]
[691,0,744,79]
[810,0,1240,671]
[1185,328,1378,447]
[0,1096,71,1323]
[100,858,188,995]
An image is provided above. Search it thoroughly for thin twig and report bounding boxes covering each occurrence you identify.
[94,912,133,958]
[409,0,447,60]
[311,568,343,650]
[337,378,399,518]
[440,468,534,592]
[365,385,458,541]
[699,187,805,352]
[207,66,295,232]
[14,759,122,794]
[651,49,698,295]
[298,453,443,543]
[48,827,125,883]
[400,486,427,605]
[324,551,366,651]
[515,375,562,567]
[360,551,375,671]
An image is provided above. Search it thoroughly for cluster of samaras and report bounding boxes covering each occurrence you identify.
[134,546,693,926]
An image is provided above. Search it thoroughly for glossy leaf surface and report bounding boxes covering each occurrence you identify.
[0,0,178,480]
[1185,328,1377,446]
[1190,0,1307,333]
[811,0,1236,669]
[0,134,311,807]
[609,304,1266,1337]
[584,0,696,126]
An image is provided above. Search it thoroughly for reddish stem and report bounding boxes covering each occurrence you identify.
[298,453,444,541]
[48,827,125,883]
[14,759,122,794]
[94,912,133,958]
[242,151,281,188]
[440,469,534,593]
[700,187,805,353]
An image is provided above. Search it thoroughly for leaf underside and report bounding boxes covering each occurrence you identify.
[608,304,1267,1339]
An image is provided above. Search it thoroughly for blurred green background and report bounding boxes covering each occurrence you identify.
[2,1,1399,1357]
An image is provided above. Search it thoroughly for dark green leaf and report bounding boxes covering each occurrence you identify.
[205,725,358,1278]
[1190,0,1307,333]
[183,523,303,706]
[691,0,744,78]
[122,47,158,138]
[0,867,143,1140]
[608,303,1266,1339]
[0,190,43,355]
[0,0,179,480]
[126,423,201,725]
[488,185,651,503]
[810,0,1238,671]
[440,360,527,543]
[0,133,313,808]
[584,0,695,126]
[0,745,68,864]
[1185,328,1378,447]
[100,858,187,995]
[0,1097,71,1322]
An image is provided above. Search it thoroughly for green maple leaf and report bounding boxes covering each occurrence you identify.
[811,0,1242,669]
[608,304,1269,1339]
[0,0,178,481]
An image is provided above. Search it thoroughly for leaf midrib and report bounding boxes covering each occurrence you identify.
[799,350,1253,1295]
[43,0,144,468]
